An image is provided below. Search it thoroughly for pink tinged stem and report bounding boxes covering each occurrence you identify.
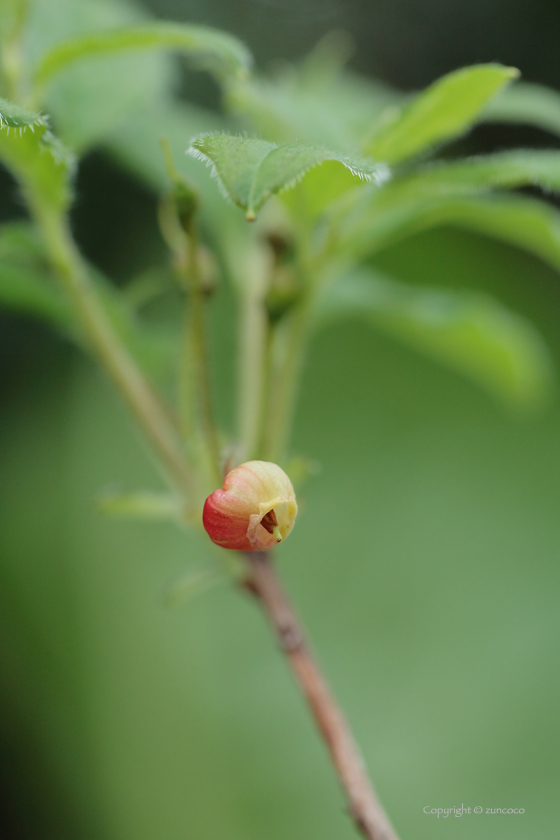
[243,552,400,840]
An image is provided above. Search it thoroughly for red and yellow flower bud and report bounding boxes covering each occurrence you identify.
[202,460,297,551]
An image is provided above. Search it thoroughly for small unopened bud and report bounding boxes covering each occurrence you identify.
[171,182,198,230]
[160,136,198,229]
[265,266,300,323]
[266,231,295,263]
[197,245,219,297]
[202,460,298,551]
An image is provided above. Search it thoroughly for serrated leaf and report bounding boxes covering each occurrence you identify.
[0,97,46,131]
[366,64,519,164]
[188,133,389,220]
[315,268,553,408]
[280,159,379,222]
[33,21,252,96]
[484,81,560,138]
[0,97,73,209]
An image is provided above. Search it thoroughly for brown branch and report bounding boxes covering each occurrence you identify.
[242,551,400,840]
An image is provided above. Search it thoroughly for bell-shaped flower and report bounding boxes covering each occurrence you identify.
[203,460,297,551]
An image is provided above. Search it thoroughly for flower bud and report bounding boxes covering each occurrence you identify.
[203,460,297,551]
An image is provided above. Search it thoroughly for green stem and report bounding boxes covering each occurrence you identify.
[262,294,313,464]
[237,244,270,461]
[159,137,221,489]
[184,220,222,486]
[259,206,324,465]
[261,229,334,464]
[31,200,194,499]
[0,0,28,101]
[178,301,195,439]
[256,320,274,459]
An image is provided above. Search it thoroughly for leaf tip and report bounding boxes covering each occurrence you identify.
[504,66,521,82]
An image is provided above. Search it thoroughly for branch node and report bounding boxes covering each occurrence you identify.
[277,622,304,653]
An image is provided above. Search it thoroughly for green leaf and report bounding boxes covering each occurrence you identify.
[97,490,182,520]
[0,97,45,131]
[188,133,389,220]
[164,565,227,608]
[338,150,560,253]
[338,192,560,273]
[24,0,175,152]
[484,81,560,138]
[25,0,251,152]
[33,21,252,95]
[88,266,180,381]
[0,221,173,368]
[0,260,70,326]
[227,35,400,150]
[384,150,560,202]
[0,221,43,261]
[315,268,553,408]
[0,97,74,209]
[366,64,519,164]
[0,222,70,328]
[0,220,177,377]
[425,196,560,275]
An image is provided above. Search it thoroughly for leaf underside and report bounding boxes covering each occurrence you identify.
[484,81,560,139]
[33,21,253,90]
[316,269,553,409]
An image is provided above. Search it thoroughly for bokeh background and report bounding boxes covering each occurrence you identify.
[1,1,560,839]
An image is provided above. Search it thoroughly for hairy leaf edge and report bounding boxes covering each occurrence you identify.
[187,133,391,220]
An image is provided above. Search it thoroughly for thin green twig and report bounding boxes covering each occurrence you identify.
[261,295,312,463]
[31,200,194,500]
[0,0,29,102]
[184,218,222,485]
[160,137,222,488]
[237,243,271,461]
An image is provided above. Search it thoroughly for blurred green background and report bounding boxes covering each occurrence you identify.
[1,1,560,839]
